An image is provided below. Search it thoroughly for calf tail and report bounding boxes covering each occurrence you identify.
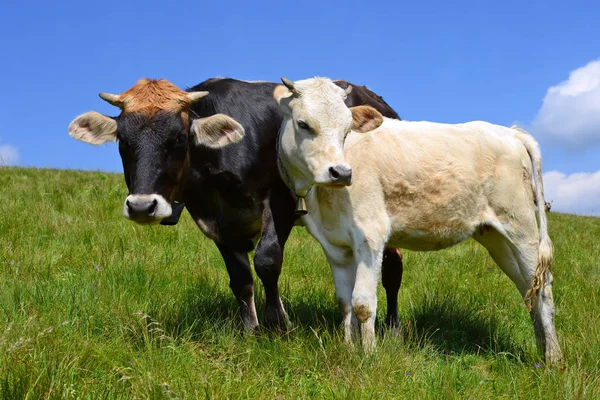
[511,126,554,312]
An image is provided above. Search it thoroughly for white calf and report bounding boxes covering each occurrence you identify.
[273,77,562,365]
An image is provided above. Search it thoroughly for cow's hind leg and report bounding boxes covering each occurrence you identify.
[473,224,562,364]
[216,245,259,332]
[382,248,403,334]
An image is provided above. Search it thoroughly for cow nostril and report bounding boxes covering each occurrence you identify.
[126,200,133,213]
[148,199,158,215]
[329,167,340,179]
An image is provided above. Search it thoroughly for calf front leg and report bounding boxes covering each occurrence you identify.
[353,245,384,353]
[216,244,259,332]
[330,263,359,344]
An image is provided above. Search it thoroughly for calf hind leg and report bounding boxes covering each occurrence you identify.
[531,269,562,364]
[473,225,562,364]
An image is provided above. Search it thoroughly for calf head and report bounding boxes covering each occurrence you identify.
[274,77,384,196]
[68,78,244,224]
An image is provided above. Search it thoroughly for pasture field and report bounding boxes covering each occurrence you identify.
[1,166,599,399]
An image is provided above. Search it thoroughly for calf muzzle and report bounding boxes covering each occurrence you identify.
[328,165,352,186]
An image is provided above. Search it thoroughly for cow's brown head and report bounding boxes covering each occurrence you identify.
[68,79,245,224]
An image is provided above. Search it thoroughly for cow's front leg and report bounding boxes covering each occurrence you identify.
[216,244,259,332]
[352,245,384,353]
[253,188,295,330]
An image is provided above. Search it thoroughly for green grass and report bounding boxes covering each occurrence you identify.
[1,166,599,399]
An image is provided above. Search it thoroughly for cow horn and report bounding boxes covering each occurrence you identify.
[281,77,296,93]
[99,92,123,108]
[187,91,209,103]
[345,85,353,96]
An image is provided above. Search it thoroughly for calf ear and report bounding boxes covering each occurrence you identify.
[191,114,245,148]
[350,106,384,133]
[68,112,118,145]
[273,85,294,115]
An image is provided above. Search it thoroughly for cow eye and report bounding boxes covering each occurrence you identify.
[297,121,311,131]
[174,133,186,144]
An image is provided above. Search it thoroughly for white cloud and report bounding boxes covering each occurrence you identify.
[0,141,19,166]
[543,170,600,216]
[531,59,600,149]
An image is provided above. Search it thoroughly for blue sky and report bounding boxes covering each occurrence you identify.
[1,0,599,215]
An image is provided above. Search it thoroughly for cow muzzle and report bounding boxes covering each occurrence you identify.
[123,194,172,224]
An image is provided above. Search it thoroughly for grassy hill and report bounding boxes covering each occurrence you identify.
[1,166,599,399]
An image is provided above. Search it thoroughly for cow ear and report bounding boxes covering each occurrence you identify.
[68,112,118,145]
[191,114,245,148]
[350,106,384,133]
[274,85,294,115]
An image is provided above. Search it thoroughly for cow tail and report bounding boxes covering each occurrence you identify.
[511,126,554,312]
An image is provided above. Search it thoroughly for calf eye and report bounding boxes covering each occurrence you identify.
[297,121,311,131]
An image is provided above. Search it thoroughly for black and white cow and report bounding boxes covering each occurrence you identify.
[68,77,405,332]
